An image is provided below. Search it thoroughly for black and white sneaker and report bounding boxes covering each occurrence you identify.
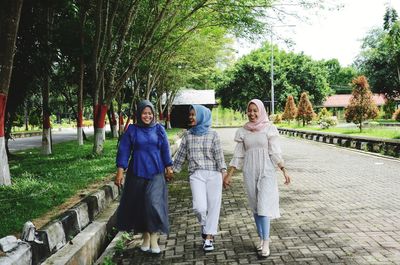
[203,239,214,251]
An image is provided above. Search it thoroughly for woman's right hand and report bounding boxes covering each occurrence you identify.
[114,168,124,187]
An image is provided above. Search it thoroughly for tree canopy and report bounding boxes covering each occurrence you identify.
[216,43,333,112]
[356,7,400,99]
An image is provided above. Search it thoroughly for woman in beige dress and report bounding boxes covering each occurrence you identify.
[224,99,291,257]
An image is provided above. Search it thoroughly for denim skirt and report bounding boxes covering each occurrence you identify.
[116,172,169,234]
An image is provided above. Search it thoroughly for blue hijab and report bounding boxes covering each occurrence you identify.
[189,104,212,136]
[136,100,156,127]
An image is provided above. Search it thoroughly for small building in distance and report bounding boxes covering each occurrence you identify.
[322,94,387,119]
[162,89,217,128]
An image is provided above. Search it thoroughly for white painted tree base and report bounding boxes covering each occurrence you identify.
[94,128,104,154]
[0,137,11,186]
[77,127,83,145]
[42,128,52,155]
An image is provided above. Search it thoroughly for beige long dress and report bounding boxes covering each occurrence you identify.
[229,124,283,218]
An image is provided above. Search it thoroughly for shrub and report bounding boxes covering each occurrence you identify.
[82,120,93,127]
[318,116,337,129]
[270,114,282,124]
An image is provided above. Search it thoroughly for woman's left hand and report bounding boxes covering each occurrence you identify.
[165,166,174,182]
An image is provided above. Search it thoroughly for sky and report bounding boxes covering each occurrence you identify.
[235,0,400,66]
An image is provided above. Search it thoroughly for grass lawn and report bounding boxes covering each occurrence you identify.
[0,128,182,238]
[277,123,400,140]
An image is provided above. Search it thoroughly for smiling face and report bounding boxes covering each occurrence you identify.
[141,106,154,125]
[247,103,259,122]
[188,108,197,127]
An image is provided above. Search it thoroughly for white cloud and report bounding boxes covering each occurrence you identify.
[234,0,400,66]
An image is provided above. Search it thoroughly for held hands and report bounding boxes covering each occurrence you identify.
[223,172,231,189]
[223,167,235,189]
[165,166,174,182]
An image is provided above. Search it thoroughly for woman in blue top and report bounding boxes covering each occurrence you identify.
[115,100,173,254]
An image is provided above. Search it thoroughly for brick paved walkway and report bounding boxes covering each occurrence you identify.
[116,128,400,264]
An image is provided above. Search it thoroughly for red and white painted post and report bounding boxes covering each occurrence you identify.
[0,94,11,185]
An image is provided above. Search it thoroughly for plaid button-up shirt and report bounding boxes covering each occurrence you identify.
[173,130,226,175]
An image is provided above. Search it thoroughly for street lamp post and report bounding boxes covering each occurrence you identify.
[269,25,295,115]
[270,30,275,115]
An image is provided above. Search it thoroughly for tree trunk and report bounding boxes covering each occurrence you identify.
[108,102,118,138]
[0,95,11,185]
[77,13,85,145]
[42,79,52,155]
[118,111,124,135]
[93,104,108,154]
[0,0,23,185]
[41,6,53,155]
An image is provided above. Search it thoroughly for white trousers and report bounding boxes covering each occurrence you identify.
[190,170,223,236]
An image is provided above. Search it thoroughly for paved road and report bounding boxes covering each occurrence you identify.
[116,127,400,264]
[8,127,96,152]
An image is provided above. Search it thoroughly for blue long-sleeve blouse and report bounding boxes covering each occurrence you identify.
[116,123,173,180]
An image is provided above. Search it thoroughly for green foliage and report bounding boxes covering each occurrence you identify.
[381,99,398,119]
[212,106,246,126]
[317,107,332,119]
[356,7,400,99]
[317,108,337,129]
[102,256,116,265]
[216,43,332,112]
[345,76,379,132]
[322,59,358,94]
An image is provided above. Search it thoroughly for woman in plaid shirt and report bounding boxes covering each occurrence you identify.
[173,104,227,252]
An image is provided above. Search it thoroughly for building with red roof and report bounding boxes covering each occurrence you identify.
[322,94,387,119]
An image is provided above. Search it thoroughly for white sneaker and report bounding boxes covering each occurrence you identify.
[203,239,214,251]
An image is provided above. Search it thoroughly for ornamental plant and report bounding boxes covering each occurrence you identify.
[282,95,297,124]
[296,92,315,126]
[345,76,379,132]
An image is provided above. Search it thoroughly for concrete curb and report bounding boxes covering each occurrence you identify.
[278,127,400,158]
[41,201,119,265]
[0,182,121,265]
